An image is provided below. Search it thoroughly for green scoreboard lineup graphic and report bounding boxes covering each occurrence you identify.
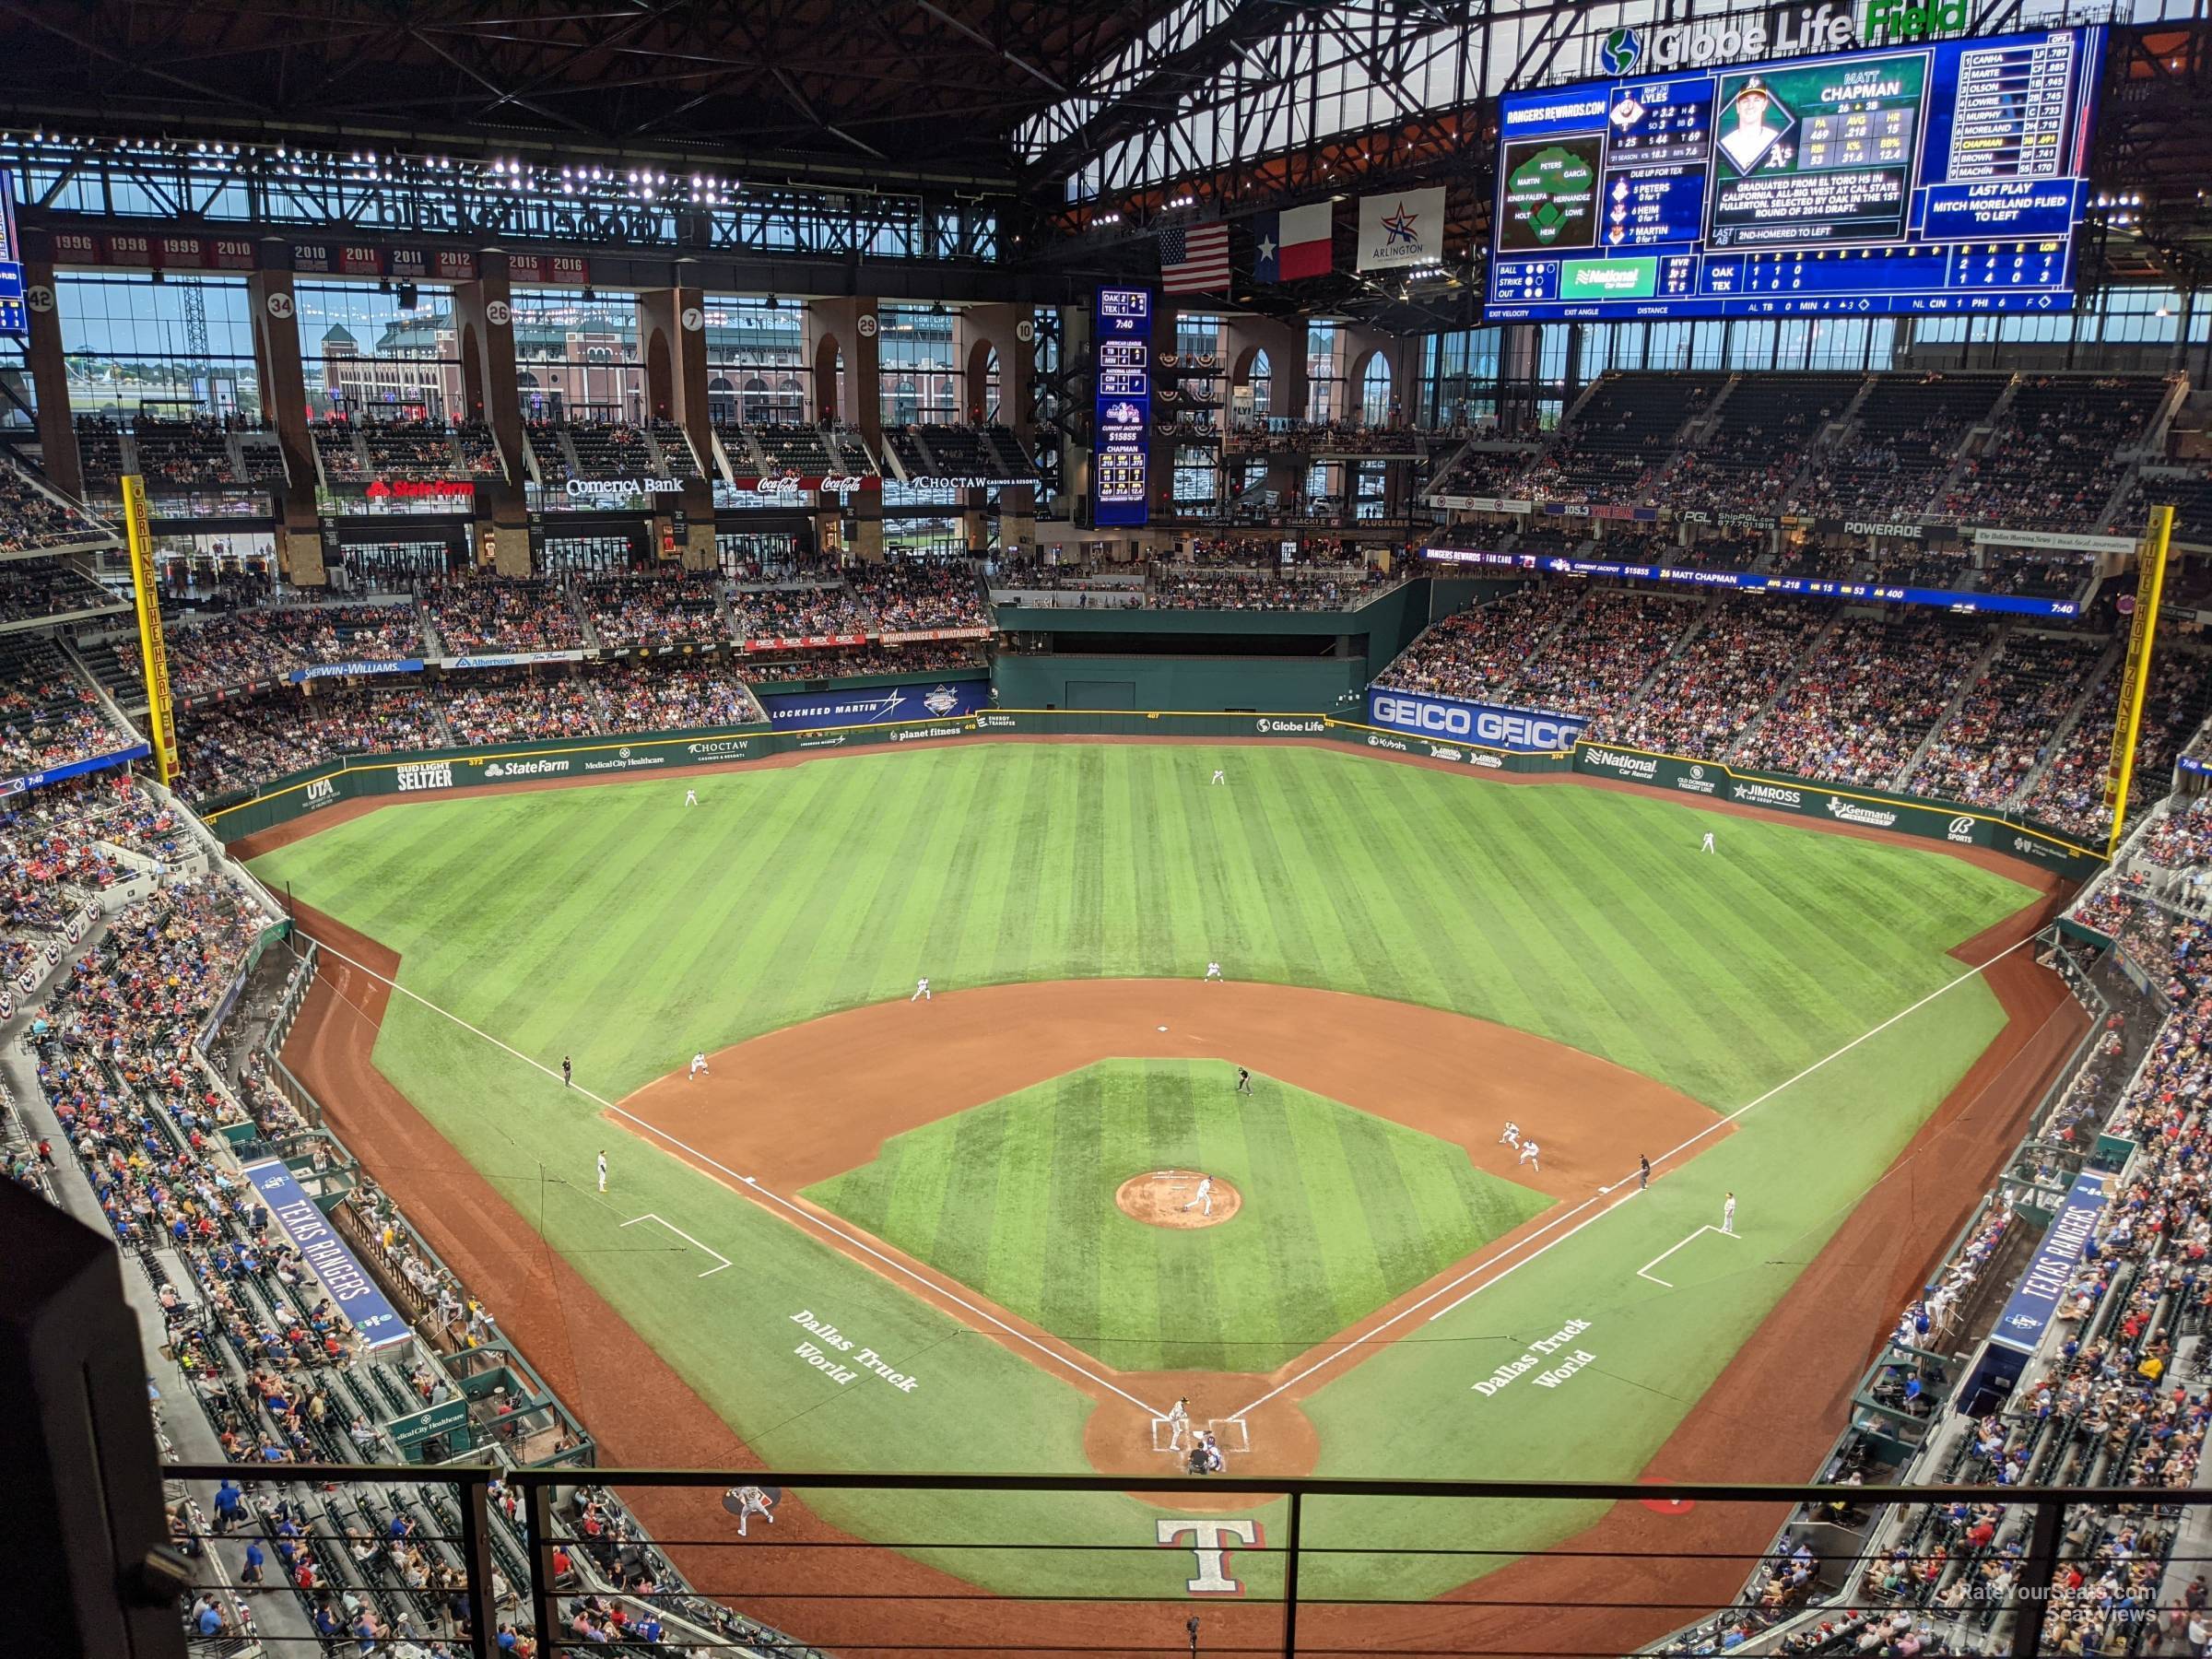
[1489,26,2103,321]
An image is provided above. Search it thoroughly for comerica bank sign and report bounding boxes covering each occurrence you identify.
[1366,689,1585,755]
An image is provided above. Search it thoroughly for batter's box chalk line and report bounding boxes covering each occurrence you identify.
[621,1211,733,1277]
[1147,1416,1252,1454]
[1636,1224,1737,1288]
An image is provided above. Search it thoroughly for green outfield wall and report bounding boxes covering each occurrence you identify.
[199,710,2105,880]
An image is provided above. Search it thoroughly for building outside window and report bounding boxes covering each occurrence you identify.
[703,297,807,424]
[1305,322,1341,423]
[510,288,643,421]
[877,303,959,426]
[299,283,462,421]
[58,274,261,420]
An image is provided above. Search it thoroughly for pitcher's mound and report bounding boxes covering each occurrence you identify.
[1116,1170,1241,1230]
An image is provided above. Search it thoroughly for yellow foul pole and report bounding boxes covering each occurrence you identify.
[2104,503,2175,858]
[121,475,178,787]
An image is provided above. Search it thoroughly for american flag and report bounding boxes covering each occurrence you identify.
[1158,222,1230,293]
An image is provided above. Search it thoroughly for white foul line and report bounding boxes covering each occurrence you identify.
[621,1211,733,1277]
[1636,1225,1735,1289]
[296,934,1167,1419]
[1227,933,2030,1420]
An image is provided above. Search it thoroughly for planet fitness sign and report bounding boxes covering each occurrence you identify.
[1366,688,1584,754]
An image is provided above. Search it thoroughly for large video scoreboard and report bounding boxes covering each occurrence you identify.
[1487,27,2103,322]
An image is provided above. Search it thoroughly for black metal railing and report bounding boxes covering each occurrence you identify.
[159,1463,2212,1659]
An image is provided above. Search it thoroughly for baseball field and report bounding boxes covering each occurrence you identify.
[248,739,2055,1611]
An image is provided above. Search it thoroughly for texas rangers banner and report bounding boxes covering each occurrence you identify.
[1365,688,1583,753]
[242,1158,412,1350]
[1990,1170,2110,1356]
[760,679,990,731]
[1357,187,1448,272]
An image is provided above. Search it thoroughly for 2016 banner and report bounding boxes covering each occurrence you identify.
[1364,688,1584,753]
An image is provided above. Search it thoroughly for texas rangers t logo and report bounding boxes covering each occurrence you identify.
[1157,1519,1262,1594]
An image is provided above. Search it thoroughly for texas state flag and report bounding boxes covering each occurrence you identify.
[1253,202,1334,283]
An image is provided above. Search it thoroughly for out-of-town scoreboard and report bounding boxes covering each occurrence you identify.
[1091,286,1152,529]
[1488,26,2104,320]
[0,175,24,335]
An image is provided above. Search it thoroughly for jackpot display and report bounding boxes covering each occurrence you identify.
[1091,286,1152,529]
[1488,27,2102,321]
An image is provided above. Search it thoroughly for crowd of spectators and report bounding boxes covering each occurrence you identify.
[1148,562,1395,611]
[1596,595,1827,756]
[1940,378,2167,532]
[731,580,874,641]
[843,559,987,632]
[0,641,136,781]
[359,420,466,479]
[578,576,729,649]
[164,604,426,698]
[0,464,110,553]
[2023,645,2212,841]
[424,581,584,655]
[595,663,763,732]
[177,688,444,800]
[0,558,119,622]
[1907,632,2105,807]
[1735,615,1995,788]
[744,641,985,682]
[1506,590,1701,722]
[132,418,246,488]
[1373,585,1584,701]
[443,677,602,746]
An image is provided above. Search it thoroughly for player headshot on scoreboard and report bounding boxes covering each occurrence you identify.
[1718,76,1790,173]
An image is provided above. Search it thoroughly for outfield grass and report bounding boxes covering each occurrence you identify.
[251,743,2037,1600]
[804,1058,1552,1371]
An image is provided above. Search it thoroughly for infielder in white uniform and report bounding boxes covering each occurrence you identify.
[1499,1121,1521,1147]
[1517,1139,1540,1172]
[1205,962,1223,982]
[1165,1396,1192,1453]
[689,1053,709,1080]
[729,1485,774,1537]
[596,1150,608,1193]
[912,977,931,1002]
[1183,1176,1215,1217]
[1723,1192,1737,1235]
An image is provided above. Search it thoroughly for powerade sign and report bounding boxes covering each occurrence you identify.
[761,679,990,731]
[242,1158,410,1350]
[1367,689,1584,753]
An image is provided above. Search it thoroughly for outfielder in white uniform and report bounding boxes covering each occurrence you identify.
[1205,962,1223,982]
[1723,1192,1737,1235]
[688,1053,709,1079]
[685,789,698,807]
[1183,1177,1215,1217]
[1499,1121,1521,1147]
[1701,831,1716,854]
[1518,1139,1540,1172]
[1211,769,1226,785]
[596,1150,608,1194]
[729,1485,774,1537]
[1165,1396,1192,1453]
[912,977,931,1002]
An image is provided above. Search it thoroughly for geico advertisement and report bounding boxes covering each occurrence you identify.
[1365,688,1584,754]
